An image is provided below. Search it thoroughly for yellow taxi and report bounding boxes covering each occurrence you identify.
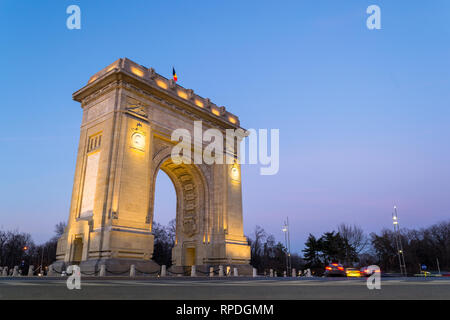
[345,268,361,278]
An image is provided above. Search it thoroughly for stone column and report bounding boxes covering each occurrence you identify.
[252,268,257,277]
[209,267,214,277]
[12,266,19,277]
[1,267,7,277]
[191,265,196,277]
[161,265,167,277]
[130,265,136,277]
[269,269,273,277]
[28,266,34,277]
[219,265,224,277]
[233,267,238,277]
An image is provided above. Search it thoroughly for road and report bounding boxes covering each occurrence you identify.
[0,277,449,300]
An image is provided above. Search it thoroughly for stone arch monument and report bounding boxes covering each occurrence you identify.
[52,58,251,275]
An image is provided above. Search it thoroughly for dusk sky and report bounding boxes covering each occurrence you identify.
[0,1,449,253]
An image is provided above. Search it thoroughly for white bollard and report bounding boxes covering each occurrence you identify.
[233,267,238,277]
[305,268,312,277]
[219,265,224,277]
[130,264,136,277]
[161,265,167,277]
[269,269,273,277]
[1,267,6,277]
[283,271,287,277]
[99,265,106,277]
[209,267,214,277]
[28,265,34,277]
[191,265,196,277]
[12,266,19,277]
[292,268,296,277]
[48,265,56,277]
[47,265,53,276]
[253,268,257,277]
[274,271,278,277]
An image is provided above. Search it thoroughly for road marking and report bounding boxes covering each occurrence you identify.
[0,279,449,289]
[0,281,41,286]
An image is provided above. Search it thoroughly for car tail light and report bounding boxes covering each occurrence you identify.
[325,266,332,270]
[332,263,338,267]
[337,266,344,271]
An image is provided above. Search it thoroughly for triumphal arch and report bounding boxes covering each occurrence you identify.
[52,58,251,275]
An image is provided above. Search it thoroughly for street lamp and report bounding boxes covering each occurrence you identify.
[40,246,45,275]
[392,206,407,276]
[282,217,291,276]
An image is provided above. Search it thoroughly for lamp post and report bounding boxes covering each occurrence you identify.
[392,206,407,276]
[282,217,291,276]
[22,246,29,274]
[38,246,45,275]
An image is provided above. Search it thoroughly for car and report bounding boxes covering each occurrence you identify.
[324,263,346,277]
[360,266,381,277]
[345,268,361,277]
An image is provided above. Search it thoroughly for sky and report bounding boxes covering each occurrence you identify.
[0,1,449,253]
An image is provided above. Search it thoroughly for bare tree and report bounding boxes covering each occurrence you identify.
[338,224,368,254]
[167,219,176,245]
[252,226,267,256]
[248,225,267,271]
[54,222,66,238]
[0,230,34,268]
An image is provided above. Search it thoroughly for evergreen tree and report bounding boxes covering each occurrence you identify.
[302,234,322,268]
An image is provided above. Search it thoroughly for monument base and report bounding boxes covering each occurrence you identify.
[81,258,161,276]
[48,260,68,276]
[49,258,161,277]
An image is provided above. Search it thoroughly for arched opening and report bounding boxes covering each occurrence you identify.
[152,170,176,267]
[150,153,209,269]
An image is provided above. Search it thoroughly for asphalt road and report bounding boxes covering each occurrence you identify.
[0,277,449,300]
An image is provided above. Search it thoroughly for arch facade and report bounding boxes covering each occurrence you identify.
[53,58,251,274]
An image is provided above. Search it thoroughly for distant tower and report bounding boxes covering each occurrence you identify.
[392,206,407,276]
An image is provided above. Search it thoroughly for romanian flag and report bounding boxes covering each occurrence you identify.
[173,67,178,82]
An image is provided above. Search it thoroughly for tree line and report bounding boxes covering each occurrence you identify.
[302,221,450,275]
[1,219,449,276]
[0,222,65,274]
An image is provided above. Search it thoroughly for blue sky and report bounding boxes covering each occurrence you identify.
[0,1,449,252]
